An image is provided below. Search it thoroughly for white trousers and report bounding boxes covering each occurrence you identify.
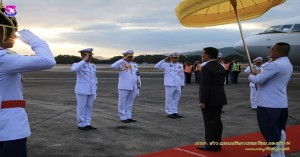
[271,130,286,157]
[165,86,181,115]
[118,89,137,120]
[250,86,257,109]
[76,94,95,127]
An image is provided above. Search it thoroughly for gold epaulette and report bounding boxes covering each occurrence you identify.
[121,62,128,70]
[268,58,274,62]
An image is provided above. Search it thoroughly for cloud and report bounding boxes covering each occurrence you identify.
[7,0,300,57]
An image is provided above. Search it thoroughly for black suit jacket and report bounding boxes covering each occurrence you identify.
[199,60,227,106]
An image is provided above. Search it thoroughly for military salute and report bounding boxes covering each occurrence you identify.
[0,6,56,157]
[111,50,141,123]
[71,48,98,131]
[244,57,263,110]
[155,53,185,118]
[249,43,292,157]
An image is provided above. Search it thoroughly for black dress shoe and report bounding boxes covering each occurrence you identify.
[86,125,97,130]
[197,145,221,152]
[78,126,90,131]
[174,113,183,118]
[128,119,137,122]
[167,114,176,118]
[121,120,131,123]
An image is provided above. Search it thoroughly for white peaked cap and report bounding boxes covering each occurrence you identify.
[253,57,263,62]
[169,52,180,57]
[218,53,223,58]
[78,48,93,53]
[122,50,134,55]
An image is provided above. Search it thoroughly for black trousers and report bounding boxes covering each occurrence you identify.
[0,138,27,157]
[202,105,223,148]
[194,71,199,83]
[257,107,288,147]
[184,72,192,84]
[232,71,239,83]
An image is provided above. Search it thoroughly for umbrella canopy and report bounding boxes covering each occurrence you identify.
[176,0,286,27]
[175,0,286,71]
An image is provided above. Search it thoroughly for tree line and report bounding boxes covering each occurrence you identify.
[55,54,246,64]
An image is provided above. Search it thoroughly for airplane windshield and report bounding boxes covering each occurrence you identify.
[264,25,282,33]
[292,24,300,32]
[278,24,293,32]
[261,24,294,34]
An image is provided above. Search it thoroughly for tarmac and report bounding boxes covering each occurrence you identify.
[22,65,300,157]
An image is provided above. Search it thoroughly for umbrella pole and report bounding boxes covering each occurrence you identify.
[231,1,254,72]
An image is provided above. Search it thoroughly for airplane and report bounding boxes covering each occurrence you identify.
[233,16,300,71]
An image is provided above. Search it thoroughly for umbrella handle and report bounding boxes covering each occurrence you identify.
[231,0,254,72]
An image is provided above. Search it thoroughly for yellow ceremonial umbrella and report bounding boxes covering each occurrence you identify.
[175,0,286,71]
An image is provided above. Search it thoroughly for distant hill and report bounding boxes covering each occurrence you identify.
[93,56,107,60]
[181,47,243,57]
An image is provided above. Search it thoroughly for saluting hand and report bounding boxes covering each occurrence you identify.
[17,29,41,45]
[83,54,90,62]
[164,57,170,62]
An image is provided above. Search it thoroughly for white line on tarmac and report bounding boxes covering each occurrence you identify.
[24,77,300,80]
[238,78,300,80]
[173,148,206,157]
[24,78,164,80]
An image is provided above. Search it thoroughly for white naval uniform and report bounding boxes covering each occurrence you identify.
[0,40,56,141]
[155,60,185,115]
[71,60,98,127]
[111,59,141,120]
[244,65,262,109]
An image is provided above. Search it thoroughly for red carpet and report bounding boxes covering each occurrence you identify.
[136,125,300,157]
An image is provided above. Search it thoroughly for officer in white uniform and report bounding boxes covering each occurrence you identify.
[244,57,263,110]
[71,48,98,131]
[155,53,185,118]
[249,42,292,157]
[111,50,141,123]
[0,6,56,157]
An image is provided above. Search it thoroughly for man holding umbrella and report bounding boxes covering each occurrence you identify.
[249,42,292,157]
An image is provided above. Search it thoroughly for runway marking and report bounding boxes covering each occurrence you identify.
[173,148,206,157]
[24,78,164,80]
[24,77,300,80]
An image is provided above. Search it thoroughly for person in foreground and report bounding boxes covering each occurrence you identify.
[111,50,141,123]
[198,47,227,152]
[71,48,98,131]
[0,6,56,157]
[249,42,292,157]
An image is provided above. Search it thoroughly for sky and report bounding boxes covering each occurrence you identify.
[4,0,299,58]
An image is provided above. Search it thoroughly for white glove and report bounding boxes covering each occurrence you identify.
[17,29,41,45]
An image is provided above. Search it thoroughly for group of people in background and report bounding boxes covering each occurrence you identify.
[183,57,242,85]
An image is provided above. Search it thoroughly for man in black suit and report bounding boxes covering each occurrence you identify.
[197,47,227,152]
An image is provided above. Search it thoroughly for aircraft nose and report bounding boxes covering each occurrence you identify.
[233,40,244,53]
